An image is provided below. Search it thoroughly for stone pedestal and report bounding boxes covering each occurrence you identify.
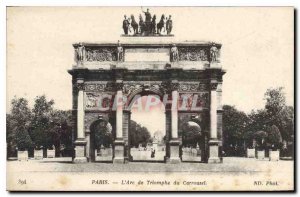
[269,150,280,161]
[47,149,55,158]
[18,151,28,161]
[208,140,221,163]
[247,148,255,158]
[167,140,181,164]
[113,139,125,164]
[34,149,43,160]
[74,139,88,163]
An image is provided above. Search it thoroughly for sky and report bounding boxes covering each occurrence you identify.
[6,7,294,135]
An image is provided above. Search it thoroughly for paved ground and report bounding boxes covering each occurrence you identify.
[7,157,293,173]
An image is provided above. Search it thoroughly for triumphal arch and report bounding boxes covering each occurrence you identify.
[68,12,225,164]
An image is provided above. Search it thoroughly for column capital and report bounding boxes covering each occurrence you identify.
[210,81,218,91]
[75,78,85,91]
[115,81,123,91]
[170,80,179,91]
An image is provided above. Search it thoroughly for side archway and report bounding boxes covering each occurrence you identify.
[89,119,113,162]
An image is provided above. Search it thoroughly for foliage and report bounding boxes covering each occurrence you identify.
[6,96,73,157]
[29,95,55,149]
[129,120,151,147]
[93,121,113,148]
[6,97,33,152]
[223,105,249,155]
[266,125,282,149]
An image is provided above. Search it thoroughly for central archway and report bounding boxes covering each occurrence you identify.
[127,93,166,162]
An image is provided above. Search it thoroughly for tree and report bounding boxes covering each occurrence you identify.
[264,87,294,140]
[7,97,33,155]
[29,95,54,149]
[222,105,249,156]
[266,125,283,150]
[129,120,151,147]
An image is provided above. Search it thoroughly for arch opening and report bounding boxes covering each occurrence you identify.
[129,94,166,162]
[89,119,113,162]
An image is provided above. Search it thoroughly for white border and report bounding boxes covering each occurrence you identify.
[1,0,298,196]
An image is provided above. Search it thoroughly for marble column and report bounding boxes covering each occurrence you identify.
[167,88,181,164]
[74,80,87,163]
[113,88,125,164]
[208,81,221,163]
[123,110,131,162]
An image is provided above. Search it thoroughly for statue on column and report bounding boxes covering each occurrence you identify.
[170,44,179,62]
[75,43,85,63]
[122,15,129,35]
[117,41,123,61]
[210,44,219,62]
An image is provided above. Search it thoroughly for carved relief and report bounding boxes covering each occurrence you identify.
[84,83,114,92]
[123,81,163,96]
[178,92,209,109]
[85,47,117,62]
[178,82,209,92]
[85,92,113,109]
[178,47,208,61]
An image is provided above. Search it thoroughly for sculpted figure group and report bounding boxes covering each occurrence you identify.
[122,8,173,36]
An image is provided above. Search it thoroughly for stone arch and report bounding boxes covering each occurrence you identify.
[89,118,113,162]
[124,87,167,162]
[126,86,165,107]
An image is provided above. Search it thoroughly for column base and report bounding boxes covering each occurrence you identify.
[208,157,221,163]
[74,157,88,163]
[113,138,125,164]
[166,157,181,164]
[208,139,221,164]
[167,139,181,164]
[73,139,88,163]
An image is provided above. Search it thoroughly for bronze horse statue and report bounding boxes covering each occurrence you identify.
[157,14,165,34]
[139,14,145,34]
[130,15,139,35]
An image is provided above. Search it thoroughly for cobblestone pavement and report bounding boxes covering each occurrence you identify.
[7,157,293,174]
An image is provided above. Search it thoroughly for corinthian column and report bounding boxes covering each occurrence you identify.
[74,79,87,163]
[113,82,125,164]
[167,81,181,164]
[208,81,221,163]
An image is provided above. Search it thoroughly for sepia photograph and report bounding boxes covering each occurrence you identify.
[6,6,294,191]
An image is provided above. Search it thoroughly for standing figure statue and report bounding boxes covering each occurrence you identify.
[166,15,173,35]
[210,44,219,62]
[171,44,179,62]
[75,43,85,63]
[157,14,165,34]
[117,41,123,61]
[142,8,152,23]
[142,8,152,34]
[122,15,129,35]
